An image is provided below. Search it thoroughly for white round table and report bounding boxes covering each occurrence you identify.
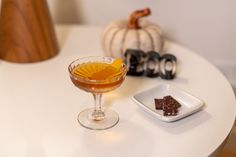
[0,25,235,157]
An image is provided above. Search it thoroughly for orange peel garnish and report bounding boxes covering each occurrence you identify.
[90,58,123,80]
[111,58,122,69]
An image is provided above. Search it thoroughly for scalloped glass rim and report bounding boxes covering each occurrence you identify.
[68,56,127,84]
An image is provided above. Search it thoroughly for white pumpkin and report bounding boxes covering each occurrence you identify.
[101,8,164,58]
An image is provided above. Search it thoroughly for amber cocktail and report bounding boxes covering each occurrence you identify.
[68,56,127,130]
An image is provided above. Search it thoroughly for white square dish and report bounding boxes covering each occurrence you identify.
[132,84,204,122]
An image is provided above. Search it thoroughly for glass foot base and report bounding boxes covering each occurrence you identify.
[77,108,119,130]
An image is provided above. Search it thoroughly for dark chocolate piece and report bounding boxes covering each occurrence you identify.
[164,96,181,108]
[154,98,165,109]
[154,95,181,116]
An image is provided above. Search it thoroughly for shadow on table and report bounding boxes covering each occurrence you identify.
[103,74,189,104]
[233,86,236,96]
[103,76,148,109]
[80,121,155,157]
[137,106,211,134]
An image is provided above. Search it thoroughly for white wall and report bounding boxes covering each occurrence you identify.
[1,0,236,87]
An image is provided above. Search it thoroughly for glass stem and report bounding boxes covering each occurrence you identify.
[92,93,105,121]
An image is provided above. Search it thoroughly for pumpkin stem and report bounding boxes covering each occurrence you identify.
[128,8,151,29]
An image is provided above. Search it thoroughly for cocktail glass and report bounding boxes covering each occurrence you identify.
[68,56,127,130]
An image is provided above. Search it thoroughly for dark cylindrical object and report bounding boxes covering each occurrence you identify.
[124,49,146,76]
[145,51,160,77]
[160,54,177,80]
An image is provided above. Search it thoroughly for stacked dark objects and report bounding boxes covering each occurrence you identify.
[124,49,177,80]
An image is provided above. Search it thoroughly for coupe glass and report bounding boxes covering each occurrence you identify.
[68,56,127,130]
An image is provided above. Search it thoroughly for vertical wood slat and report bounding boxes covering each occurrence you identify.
[0,0,59,63]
